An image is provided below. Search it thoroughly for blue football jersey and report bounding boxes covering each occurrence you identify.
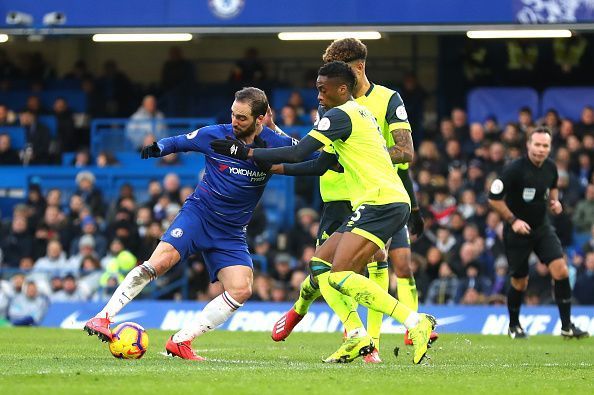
[157,124,298,227]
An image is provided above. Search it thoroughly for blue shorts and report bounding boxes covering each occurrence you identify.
[389,225,411,250]
[161,200,252,282]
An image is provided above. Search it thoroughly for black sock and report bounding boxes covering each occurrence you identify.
[507,287,524,327]
[554,278,572,329]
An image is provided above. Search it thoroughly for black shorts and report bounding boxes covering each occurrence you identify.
[316,200,353,247]
[503,223,564,278]
[338,202,410,249]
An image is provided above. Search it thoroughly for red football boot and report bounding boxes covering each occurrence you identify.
[363,348,382,364]
[83,313,113,342]
[271,308,304,342]
[404,329,439,346]
[165,337,206,361]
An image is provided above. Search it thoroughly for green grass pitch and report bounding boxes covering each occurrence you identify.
[0,328,593,395]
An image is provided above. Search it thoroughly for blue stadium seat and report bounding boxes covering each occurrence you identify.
[541,87,594,122]
[467,87,539,125]
[0,126,26,149]
[38,115,58,137]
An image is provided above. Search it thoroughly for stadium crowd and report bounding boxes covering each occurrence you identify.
[1,48,594,326]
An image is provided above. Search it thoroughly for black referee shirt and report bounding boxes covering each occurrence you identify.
[488,156,558,229]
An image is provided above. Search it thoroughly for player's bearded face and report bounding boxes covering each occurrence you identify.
[231,101,258,138]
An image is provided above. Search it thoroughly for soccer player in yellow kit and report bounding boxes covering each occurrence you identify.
[270,38,437,362]
[211,61,436,364]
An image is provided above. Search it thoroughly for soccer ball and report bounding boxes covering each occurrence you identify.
[109,322,149,359]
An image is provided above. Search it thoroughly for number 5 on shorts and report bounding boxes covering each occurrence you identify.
[350,205,366,222]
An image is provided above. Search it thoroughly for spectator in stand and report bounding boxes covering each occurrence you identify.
[24,95,46,116]
[0,133,21,165]
[160,47,195,116]
[8,281,48,326]
[33,239,76,280]
[426,262,459,305]
[451,107,469,140]
[575,151,592,190]
[484,141,506,175]
[489,257,509,302]
[574,252,594,305]
[0,215,33,268]
[278,105,303,127]
[19,111,51,165]
[572,184,594,233]
[127,95,166,150]
[483,115,500,138]
[463,123,486,157]
[0,104,17,126]
[97,60,133,117]
[53,97,78,152]
[251,274,272,301]
[78,255,103,299]
[541,109,561,136]
[526,261,554,305]
[501,123,523,148]
[445,139,465,164]
[138,220,163,262]
[417,140,446,176]
[51,274,86,302]
[270,253,293,284]
[158,152,182,166]
[72,147,92,167]
[430,186,457,226]
[229,47,266,85]
[163,172,182,204]
[287,207,318,257]
[68,234,98,270]
[557,169,582,213]
[96,151,120,167]
[64,60,94,83]
[447,167,465,198]
[455,262,492,304]
[574,106,594,138]
[75,171,105,218]
[286,91,305,116]
[555,119,575,147]
[518,106,535,134]
[400,72,426,141]
[436,118,456,151]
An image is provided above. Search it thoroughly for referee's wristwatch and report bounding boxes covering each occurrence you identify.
[508,215,518,225]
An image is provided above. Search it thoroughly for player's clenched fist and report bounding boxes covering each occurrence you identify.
[210,137,251,160]
[141,142,161,159]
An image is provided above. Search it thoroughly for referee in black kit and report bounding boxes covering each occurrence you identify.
[488,127,589,339]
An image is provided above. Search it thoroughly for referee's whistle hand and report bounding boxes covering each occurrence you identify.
[512,219,531,235]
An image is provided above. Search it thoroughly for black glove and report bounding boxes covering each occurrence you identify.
[141,142,161,159]
[408,209,425,238]
[210,137,250,160]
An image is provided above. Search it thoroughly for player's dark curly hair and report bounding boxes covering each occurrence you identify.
[234,87,269,117]
[318,61,356,92]
[322,38,368,63]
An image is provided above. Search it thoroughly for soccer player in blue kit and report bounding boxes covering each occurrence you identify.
[84,87,300,360]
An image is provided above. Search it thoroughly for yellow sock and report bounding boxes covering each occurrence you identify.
[317,270,364,333]
[293,275,321,316]
[396,277,419,312]
[366,262,388,350]
[328,271,414,325]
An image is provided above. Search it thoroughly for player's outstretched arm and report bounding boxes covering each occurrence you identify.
[278,151,339,176]
[210,135,323,164]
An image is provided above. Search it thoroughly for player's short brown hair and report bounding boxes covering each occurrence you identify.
[234,87,269,117]
[322,38,368,63]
